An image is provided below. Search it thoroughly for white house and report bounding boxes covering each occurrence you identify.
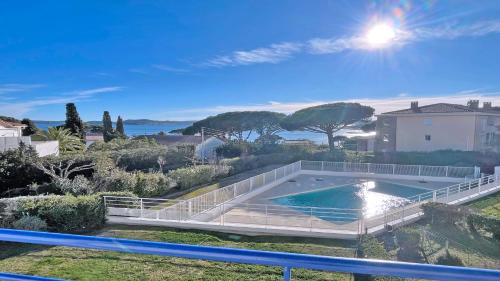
[0,120,59,157]
[195,136,225,162]
[375,101,500,152]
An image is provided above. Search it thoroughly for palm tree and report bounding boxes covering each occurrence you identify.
[37,127,85,154]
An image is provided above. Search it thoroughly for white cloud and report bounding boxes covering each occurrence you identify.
[155,90,500,120]
[0,83,45,95]
[205,42,303,67]
[205,20,500,66]
[0,86,123,118]
[152,64,189,73]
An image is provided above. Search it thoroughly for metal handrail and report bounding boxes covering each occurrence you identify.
[1,229,499,281]
[0,272,65,281]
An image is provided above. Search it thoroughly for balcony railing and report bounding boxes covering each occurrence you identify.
[1,229,499,281]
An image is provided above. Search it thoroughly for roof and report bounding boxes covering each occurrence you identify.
[140,134,203,146]
[0,119,27,128]
[382,103,500,115]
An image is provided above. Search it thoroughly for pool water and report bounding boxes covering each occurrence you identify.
[271,180,426,222]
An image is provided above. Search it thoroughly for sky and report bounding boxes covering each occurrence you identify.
[1,0,500,121]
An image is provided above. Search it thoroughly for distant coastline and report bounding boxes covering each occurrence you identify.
[34,119,196,126]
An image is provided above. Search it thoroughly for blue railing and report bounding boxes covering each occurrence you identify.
[0,229,499,281]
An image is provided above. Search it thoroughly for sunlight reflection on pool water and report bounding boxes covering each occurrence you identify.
[272,180,426,222]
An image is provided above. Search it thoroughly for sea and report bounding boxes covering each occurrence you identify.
[34,121,373,145]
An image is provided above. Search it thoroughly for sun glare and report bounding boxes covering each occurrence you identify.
[365,23,396,48]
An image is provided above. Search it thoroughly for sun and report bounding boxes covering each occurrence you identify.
[365,23,396,48]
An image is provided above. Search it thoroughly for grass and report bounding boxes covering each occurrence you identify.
[467,193,500,219]
[0,225,357,281]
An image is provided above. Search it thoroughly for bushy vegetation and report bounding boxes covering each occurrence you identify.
[0,144,48,197]
[0,192,134,233]
[421,202,470,225]
[436,250,464,266]
[355,235,396,281]
[168,165,231,190]
[395,228,422,262]
[12,215,48,231]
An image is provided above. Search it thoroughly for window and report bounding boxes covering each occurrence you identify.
[425,135,431,141]
[383,134,389,142]
[423,118,432,126]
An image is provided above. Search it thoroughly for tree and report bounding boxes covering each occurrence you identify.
[0,143,46,197]
[280,103,374,151]
[35,158,95,181]
[21,118,38,136]
[116,116,126,137]
[38,127,85,154]
[182,111,285,143]
[252,112,286,144]
[64,103,85,139]
[360,121,376,132]
[102,111,114,142]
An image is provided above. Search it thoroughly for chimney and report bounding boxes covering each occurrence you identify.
[410,101,419,112]
[483,102,492,109]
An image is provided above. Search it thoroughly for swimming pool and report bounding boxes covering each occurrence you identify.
[271,180,427,222]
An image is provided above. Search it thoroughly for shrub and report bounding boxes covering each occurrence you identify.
[358,235,390,259]
[395,228,422,262]
[15,195,106,233]
[94,168,137,193]
[421,202,470,225]
[110,147,191,172]
[88,137,160,151]
[355,235,397,281]
[133,171,175,197]
[12,215,48,231]
[216,142,245,158]
[436,250,464,266]
[467,214,500,240]
[55,175,94,195]
[168,165,231,190]
[93,168,174,197]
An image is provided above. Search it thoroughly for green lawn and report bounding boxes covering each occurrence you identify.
[0,225,357,281]
[467,193,500,219]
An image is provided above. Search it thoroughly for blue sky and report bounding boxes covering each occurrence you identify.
[1,0,500,121]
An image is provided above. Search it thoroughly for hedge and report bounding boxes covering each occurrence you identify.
[0,192,135,233]
[168,165,231,190]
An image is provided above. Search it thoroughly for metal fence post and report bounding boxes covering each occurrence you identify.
[140,198,144,218]
[446,187,449,203]
[265,205,268,228]
[432,191,437,202]
[321,161,324,171]
[445,166,449,177]
[418,165,422,176]
[283,267,292,281]
[367,163,371,173]
[392,164,396,174]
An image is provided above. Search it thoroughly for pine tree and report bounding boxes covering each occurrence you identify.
[102,111,114,142]
[116,116,125,137]
[64,103,85,139]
